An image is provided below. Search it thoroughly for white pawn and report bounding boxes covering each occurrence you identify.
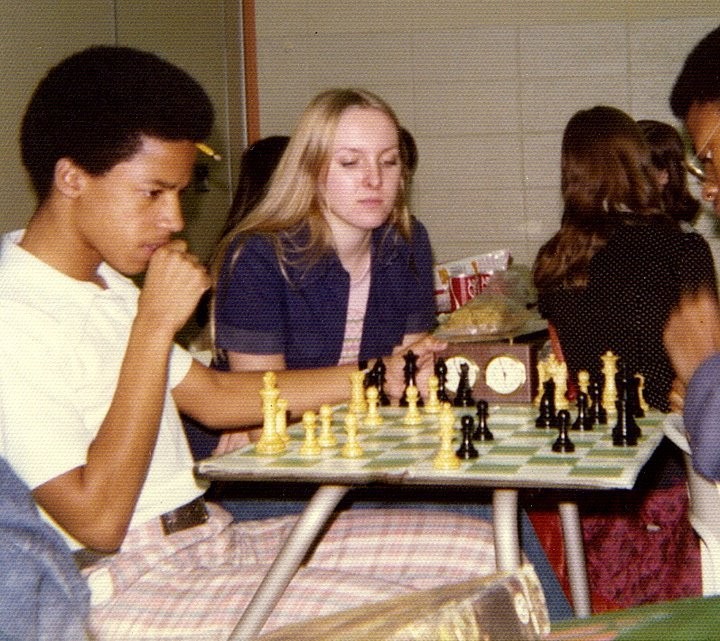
[300,410,321,456]
[341,413,363,458]
[402,384,423,426]
[318,404,337,447]
[424,375,441,414]
[434,408,460,470]
[364,386,383,427]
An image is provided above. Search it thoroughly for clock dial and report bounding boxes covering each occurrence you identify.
[485,355,527,395]
[444,356,480,393]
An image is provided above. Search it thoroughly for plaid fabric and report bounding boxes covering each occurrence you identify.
[87,503,497,640]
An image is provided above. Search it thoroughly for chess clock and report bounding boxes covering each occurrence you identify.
[439,342,538,404]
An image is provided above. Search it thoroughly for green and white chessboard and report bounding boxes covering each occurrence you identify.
[196,404,666,491]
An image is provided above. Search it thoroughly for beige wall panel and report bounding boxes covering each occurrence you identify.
[255,4,718,271]
[115,0,243,262]
[0,0,115,233]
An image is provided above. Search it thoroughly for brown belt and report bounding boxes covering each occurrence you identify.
[73,497,208,570]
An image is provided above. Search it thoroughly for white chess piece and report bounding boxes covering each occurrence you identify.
[318,404,337,447]
[256,372,285,454]
[341,413,363,458]
[299,410,321,456]
[364,387,383,426]
[601,351,619,418]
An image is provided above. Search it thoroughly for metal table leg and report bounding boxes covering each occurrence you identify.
[228,484,350,641]
[558,500,591,618]
[493,488,522,571]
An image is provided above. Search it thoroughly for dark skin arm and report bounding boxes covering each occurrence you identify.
[663,289,720,411]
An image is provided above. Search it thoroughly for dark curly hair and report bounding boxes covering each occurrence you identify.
[21,46,214,203]
[670,25,720,120]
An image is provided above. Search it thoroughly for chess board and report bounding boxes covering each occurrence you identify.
[196,404,666,491]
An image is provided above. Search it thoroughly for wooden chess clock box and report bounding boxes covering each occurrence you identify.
[438,342,539,404]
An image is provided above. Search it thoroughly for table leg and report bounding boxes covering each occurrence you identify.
[228,484,351,641]
[558,500,591,618]
[492,488,521,571]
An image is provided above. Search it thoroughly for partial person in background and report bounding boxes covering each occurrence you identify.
[638,119,701,229]
[220,135,290,238]
[0,456,90,641]
[665,24,720,482]
[531,105,717,612]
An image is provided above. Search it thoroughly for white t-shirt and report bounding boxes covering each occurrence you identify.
[0,231,206,549]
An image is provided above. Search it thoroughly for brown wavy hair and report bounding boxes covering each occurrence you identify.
[534,106,667,294]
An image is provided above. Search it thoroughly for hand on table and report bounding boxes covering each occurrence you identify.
[384,334,447,401]
[213,430,254,456]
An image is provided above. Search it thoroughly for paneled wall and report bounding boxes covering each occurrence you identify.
[254,2,719,269]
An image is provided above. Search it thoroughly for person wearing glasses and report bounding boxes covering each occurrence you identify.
[664,25,720,483]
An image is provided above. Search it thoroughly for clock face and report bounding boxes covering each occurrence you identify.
[439,341,538,403]
[485,355,527,395]
[444,356,480,393]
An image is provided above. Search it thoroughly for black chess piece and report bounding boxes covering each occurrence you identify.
[400,351,423,406]
[612,396,640,447]
[552,409,575,453]
[434,357,451,404]
[473,399,494,441]
[456,415,479,459]
[572,391,592,431]
[630,373,645,418]
[588,379,607,427]
[535,379,557,428]
[453,362,475,407]
[372,358,391,406]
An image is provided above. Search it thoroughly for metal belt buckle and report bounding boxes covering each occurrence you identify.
[160,498,209,536]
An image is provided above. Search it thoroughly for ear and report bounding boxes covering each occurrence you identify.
[656,168,670,189]
[53,157,87,198]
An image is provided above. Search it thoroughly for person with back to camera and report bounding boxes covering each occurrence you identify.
[532,105,718,611]
[638,118,702,230]
[0,46,508,640]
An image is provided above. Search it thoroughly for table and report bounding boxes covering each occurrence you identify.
[195,403,665,641]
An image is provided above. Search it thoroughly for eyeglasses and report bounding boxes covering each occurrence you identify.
[686,118,720,185]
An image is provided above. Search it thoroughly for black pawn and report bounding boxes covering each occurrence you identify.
[372,358,391,406]
[453,362,475,407]
[572,391,592,431]
[535,379,557,428]
[434,358,452,404]
[552,409,575,453]
[456,415,479,459]
[588,380,607,427]
[612,397,639,447]
[474,399,494,441]
[400,351,423,406]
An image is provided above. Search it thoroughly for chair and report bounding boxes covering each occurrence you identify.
[663,414,720,596]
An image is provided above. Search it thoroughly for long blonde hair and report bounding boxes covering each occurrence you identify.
[211,88,413,283]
